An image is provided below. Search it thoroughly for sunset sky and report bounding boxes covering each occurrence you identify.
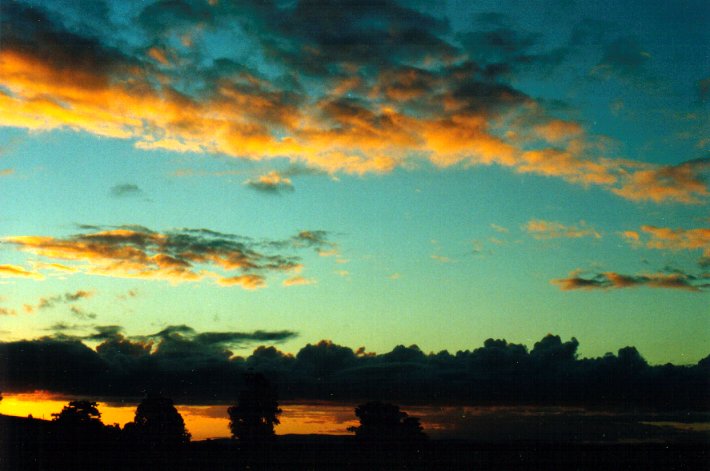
[0,0,709,436]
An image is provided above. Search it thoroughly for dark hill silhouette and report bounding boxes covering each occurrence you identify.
[1,413,708,470]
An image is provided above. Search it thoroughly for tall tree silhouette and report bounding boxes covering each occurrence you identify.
[127,393,190,449]
[228,372,282,442]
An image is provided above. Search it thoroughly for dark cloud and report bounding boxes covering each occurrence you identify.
[0,1,137,86]
[0,332,707,409]
[109,183,143,198]
[553,270,708,292]
[5,225,334,288]
[28,290,95,313]
[591,36,652,82]
[458,14,567,78]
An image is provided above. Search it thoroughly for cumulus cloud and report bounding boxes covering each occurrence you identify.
[0,1,705,202]
[4,225,334,288]
[0,332,707,409]
[552,269,707,292]
[525,219,601,240]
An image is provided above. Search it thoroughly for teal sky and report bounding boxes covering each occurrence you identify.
[0,0,708,366]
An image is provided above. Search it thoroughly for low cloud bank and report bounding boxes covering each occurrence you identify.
[0,330,707,409]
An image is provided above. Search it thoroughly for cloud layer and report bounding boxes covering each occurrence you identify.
[1,1,707,203]
[553,270,708,292]
[3,225,333,288]
[0,330,707,409]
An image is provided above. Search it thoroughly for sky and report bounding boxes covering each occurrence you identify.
[0,0,709,429]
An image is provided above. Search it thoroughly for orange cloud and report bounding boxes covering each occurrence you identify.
[1,40,707,203]
[244,171,294,192]
[533,120,583,142]
[216,274,265,289]
[4,226,331,288]
[525,220,601,240]
[282,276,316,287]
[0,264,44,280]
[640,226,710,253]
[613,160,710,204]
[552,270,706,292]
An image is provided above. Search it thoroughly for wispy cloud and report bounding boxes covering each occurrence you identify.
[0,264,44,280]
[525,219,601,240]
[109,183,144,198]
[622,225,710,266]
[4,225,334,288]
[612,159,710,204]
[283,276,315,287]
[20,290,96,314]
[552,269,707,292]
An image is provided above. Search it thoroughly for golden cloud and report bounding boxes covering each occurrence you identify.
[0,264,44,280]
[1,43,707,203]
[525,220,601,240]
[4,226,332,288]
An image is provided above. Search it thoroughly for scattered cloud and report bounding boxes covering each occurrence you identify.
[0,168,14,177]
[4,225,334,288]
[612,158,710,204]
[591,36,653,84]
[109,183,144,198]
[490,224,509,234]
[244,171,294,193]
[525,219,601,240]
[622,225,710,266]
[35,290,94,311]
[552,269,707,292]
[0,307,17,316]
[70,305,96,320]
[283,276,315,287]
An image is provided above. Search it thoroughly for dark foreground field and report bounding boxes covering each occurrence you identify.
[1,414,708,470]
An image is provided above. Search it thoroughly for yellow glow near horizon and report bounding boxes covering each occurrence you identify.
[0,393,359,440]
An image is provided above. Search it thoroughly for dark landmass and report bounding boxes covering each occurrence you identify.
[1,414,708,471]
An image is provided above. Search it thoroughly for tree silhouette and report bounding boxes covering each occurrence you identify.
[228,372,282,442]
[129,393,190,449]
[348,401,427,443]
[52,400,103,428]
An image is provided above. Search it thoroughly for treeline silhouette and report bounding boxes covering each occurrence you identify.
[0,373,436,470]
[1,333,708,409]
[1,372,708,470]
